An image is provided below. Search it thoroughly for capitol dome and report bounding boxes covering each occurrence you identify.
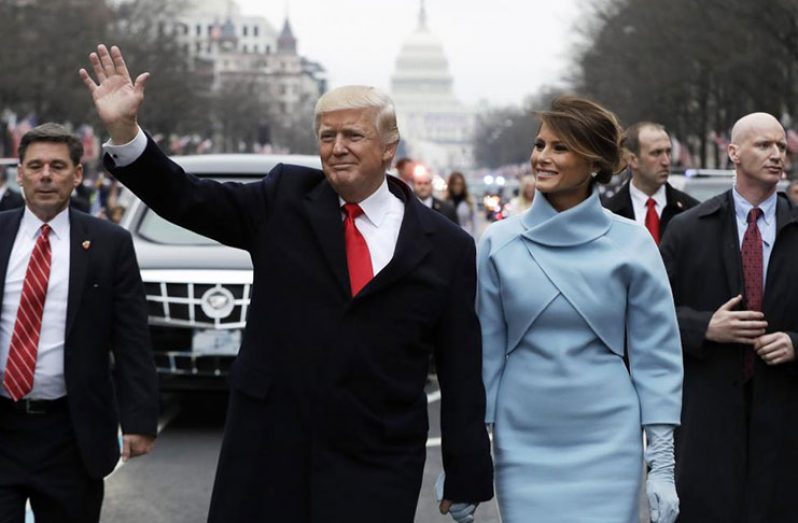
[391,1,455,105]
[389,0,476,174]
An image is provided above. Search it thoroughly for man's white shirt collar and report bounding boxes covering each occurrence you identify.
[20,206,69,241]
[629,180,667,210]
[338,176,395,227]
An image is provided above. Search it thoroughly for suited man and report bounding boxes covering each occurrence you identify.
[413,168,459,224]
[660,112,798,522]
[0,167,24,211]
[81,44,492,523]
[0,123,158,522]
[604,122,698,243]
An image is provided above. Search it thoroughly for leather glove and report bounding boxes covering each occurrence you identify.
[434,472,478,523]
[644,424,679,523]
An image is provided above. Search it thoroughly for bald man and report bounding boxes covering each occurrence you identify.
[660,113,798,522]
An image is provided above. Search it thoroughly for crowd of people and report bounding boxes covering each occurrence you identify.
[0,42,795,523]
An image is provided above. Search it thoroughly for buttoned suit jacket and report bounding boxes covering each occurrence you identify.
[604,180,699,238]
[0,207,158,479]
[660,190,798,522]
[108,137,493,523]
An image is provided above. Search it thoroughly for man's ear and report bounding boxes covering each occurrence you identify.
[728,143,740,166]
[628,153,639,171]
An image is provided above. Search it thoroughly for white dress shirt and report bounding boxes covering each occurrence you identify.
[0,185,7,201]
[732,187,777,287]
[338,179,404,275]
[629,181,667,226]
[105,127,406,274]
[0,207,70,399]
[419,196,433,209]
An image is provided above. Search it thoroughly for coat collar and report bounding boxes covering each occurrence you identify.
[0,208,25,316]
[303,175,433,301]
[521,186,611,246]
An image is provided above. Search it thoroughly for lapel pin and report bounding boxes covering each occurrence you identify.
[676,201,683,209]
[82,240,91,251]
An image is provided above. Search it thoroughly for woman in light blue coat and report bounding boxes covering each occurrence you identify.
[478,96,683,523]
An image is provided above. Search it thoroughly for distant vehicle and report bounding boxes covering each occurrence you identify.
[669,168,789,201]
[118,154,321,391]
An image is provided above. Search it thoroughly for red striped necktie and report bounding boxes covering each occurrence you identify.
[3,224,52,401]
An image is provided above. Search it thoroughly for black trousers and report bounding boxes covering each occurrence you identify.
[0,397,103,523]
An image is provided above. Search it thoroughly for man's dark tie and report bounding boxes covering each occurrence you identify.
[741,207,763,381]
[342,203,373,296]
[3,224,52,401]
[645,198,660,245]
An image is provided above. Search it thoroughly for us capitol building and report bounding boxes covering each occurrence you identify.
[390,1,476,175]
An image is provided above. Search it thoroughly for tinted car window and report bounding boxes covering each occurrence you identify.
[137,209,219,245]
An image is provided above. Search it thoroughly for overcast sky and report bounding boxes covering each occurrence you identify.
[236,0,590,108]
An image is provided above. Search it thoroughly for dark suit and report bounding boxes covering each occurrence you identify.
[431,196,459,224]
[603,180,699,238]
[660,191,798,522]
[109,138,493,523]
[0,187,24,212]
[0,207,158,519]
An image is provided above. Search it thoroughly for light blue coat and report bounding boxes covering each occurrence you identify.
[477,188,683,522]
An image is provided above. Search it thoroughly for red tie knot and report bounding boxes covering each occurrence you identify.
[747,207,762,224]
[646,198,656,209]
[342,203,364,221]
[40,223,51,239]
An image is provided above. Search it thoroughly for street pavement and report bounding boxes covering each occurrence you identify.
[97,381,650,522]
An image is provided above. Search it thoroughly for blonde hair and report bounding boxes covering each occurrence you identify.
[314,85,400,145]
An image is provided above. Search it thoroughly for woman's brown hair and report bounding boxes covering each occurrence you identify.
[535,96,626,184]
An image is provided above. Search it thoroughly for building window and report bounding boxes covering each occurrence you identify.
[266,45,271,54]
[196,24,201,36]
[196,42,202,52]
[242,44,248,53]
[208,25,213,36]
[253,45,259,53]
[243,25,248,36]
[254,26,259,36]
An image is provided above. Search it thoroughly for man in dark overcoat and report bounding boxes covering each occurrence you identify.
[80,44,493,523]
[660,112,798,522]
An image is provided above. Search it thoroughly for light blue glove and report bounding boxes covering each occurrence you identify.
[644,424,679,523]
[434,472,477,523]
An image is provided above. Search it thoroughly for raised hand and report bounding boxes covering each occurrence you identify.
[79,44,149,144]
[705,294,767,344]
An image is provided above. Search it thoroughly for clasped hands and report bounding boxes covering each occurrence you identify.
[706,295,795,365]
[435,473,477,523]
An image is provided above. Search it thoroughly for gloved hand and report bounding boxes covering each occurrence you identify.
[434,472,478,523]
[644,424,679,523]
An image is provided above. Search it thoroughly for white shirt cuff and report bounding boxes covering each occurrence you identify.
[103,127,147,168]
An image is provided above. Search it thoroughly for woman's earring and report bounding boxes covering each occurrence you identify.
[590,171,598,179]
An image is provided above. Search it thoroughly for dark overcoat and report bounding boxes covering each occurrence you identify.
[109,138,493,523]
[660,190,798,522]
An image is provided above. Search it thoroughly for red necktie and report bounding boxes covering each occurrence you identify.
[342,204,373,296]
[3,224,52,401]
[645,198,660,245]
[741,207,763,381]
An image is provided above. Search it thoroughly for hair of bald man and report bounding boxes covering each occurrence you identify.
[730,112,783,144]
[624,121,667,157]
